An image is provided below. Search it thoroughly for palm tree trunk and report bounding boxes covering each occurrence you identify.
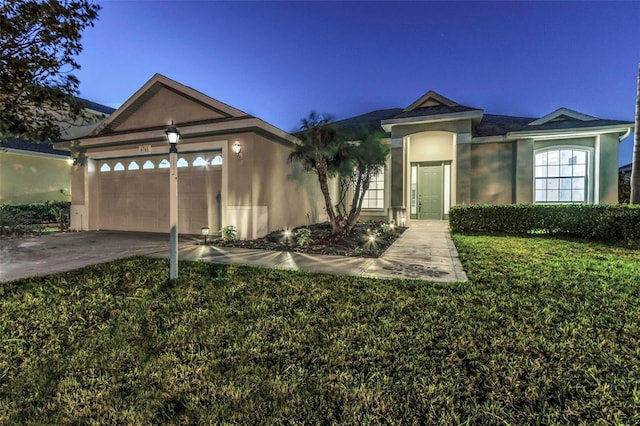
[316,159,339,231]
[630,62,640,204]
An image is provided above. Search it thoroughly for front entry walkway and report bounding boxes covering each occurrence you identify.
[176,220,467,282]
[1,221,467,282]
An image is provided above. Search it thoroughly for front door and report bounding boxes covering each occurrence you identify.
[418,164,443,220]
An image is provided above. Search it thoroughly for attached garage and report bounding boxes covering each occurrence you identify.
[96,152,223,234]
[59,74,324,239]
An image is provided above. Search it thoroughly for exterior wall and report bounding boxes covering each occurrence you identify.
[224,132,326,239]
[514,139,534,203]
[469,142,514,204]
[598,133,619,204]
[0,152,71,204]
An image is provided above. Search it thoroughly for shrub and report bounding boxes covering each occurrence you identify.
[220,225,237,242]
[449,204,640,245]
[0,201,70,235]
[295,227,312,246]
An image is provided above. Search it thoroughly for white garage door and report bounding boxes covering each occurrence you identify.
[97,153,222,234]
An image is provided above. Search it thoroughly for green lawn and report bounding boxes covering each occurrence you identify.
[1,236,639,424]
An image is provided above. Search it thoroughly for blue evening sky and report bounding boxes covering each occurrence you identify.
[75,1,640,166]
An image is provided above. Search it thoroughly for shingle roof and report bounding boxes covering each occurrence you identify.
[332,108,403,135]
[392,104,479,119]
[1,137,70,156]
[475,114,633,137]
[77,97,116,115]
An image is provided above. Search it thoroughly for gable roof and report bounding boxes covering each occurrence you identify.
[393,90,481,119]
[528,107,598,126]
[94,73,252,136]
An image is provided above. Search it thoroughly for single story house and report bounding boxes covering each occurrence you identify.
[0,100,115,204]
[57,74,633,237]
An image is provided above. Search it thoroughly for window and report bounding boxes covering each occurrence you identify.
[535,149,587,203]
[362,167,385,209]
[211,155,223,165]
[193,156,207,166]
[113,162,125,171]
[143,160,155,169]
[128,161,140,170]
[177,158,188,168]
[100,163,111,172]
[158,159,170,169]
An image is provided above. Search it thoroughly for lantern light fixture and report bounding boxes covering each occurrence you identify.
[232,142,242,159]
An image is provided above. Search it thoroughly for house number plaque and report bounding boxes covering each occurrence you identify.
[138,145,152,153]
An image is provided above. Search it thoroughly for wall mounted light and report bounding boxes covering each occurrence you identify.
[232,142,242,159]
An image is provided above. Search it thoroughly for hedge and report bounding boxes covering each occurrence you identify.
[449,204,640,245]
[0,201,70,234]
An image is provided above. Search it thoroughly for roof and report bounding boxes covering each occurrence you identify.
[335,90,633,139]
[1,137,70,157]
[331,108,403,136]
[77,97,116,115]
[475,114,633,137]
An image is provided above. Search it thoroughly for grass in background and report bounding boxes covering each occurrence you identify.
[1,235,639,424]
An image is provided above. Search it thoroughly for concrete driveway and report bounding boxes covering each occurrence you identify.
[0,231,179,282]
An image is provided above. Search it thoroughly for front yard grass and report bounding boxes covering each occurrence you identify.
[1,236,639,424]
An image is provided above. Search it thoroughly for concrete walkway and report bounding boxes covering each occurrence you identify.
[0,221,467,282]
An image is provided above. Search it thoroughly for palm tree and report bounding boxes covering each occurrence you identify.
[631,62,640,204]
[288,112,343,233]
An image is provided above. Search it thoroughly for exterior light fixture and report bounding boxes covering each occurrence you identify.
[201,226,210,245]
[284,229,291,238]
[166,121,180,279]
[368,234,376,243]
[165,121,180,145]
[232,142,242,159]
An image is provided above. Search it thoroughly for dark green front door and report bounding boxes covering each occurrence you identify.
[418,164,443,220]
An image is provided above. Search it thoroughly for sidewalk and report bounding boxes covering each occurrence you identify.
[174,220,467,282]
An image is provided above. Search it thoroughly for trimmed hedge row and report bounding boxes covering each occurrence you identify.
[449,204,640,244]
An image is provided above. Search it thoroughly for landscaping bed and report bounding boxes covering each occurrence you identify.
[210,221,405,257]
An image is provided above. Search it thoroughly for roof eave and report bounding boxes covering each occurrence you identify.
[381,110,484,132]
[56,117,300,150]
[508,124,634,141]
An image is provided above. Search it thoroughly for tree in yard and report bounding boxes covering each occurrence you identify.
[631,61,640,204]
[0,0,101,142]
[288,111,389,235]
[334,128,389,234]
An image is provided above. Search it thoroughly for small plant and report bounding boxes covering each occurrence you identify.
[295,227,312,246]
[380,220,395,233]
[220,225,237,242]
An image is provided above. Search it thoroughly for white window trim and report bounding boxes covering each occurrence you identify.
[362,166,385,210]
[533,145,594,204]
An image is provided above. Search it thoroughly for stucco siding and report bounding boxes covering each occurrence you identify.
[598,133,619,203]
[0,152,71,204]
[470,142,514,204]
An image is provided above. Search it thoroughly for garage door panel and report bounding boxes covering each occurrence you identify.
[97,158,222,234]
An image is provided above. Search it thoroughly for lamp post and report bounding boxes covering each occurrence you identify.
[166,121,180,279]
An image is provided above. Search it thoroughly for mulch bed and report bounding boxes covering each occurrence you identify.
[209,222,405,258]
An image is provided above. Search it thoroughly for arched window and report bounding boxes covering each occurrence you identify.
[177,158,188,168]
[193,156,207,166]
[143,160,155,169]
[211,155,223,165]
[114,162,125,171]
[158,159,170,169]
[128,161,140,170]
[535,148,588,203]
[100,163,111,172]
